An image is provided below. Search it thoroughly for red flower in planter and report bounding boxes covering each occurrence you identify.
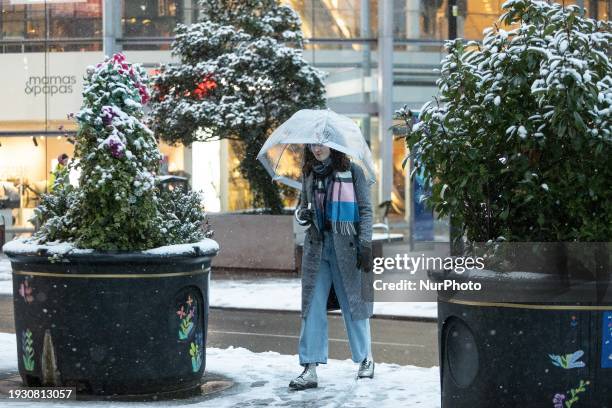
[192,75,217,100]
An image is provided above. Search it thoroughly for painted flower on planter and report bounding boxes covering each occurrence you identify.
[18,279,34,304]
[22,329,35,371]
[553,380,589,407]
[177,294,197,340]
[552,393,565,408]
[549,350,586,369]
[189,332,203,372]
[570,315,578,328]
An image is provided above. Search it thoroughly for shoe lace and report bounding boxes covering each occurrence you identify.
[298,365,312,379]
[360,359,371,369]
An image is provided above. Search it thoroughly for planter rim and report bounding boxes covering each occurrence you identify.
[2,237,219,263]
[428,268,612,304]
[428,268,564,282]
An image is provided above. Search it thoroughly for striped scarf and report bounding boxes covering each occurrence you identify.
[313,168,360,235]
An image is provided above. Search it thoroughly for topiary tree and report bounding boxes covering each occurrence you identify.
[399,0,611,246]
[149,0,326,213]
[33,53,209,251]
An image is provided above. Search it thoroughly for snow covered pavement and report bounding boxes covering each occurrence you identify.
[0,256,10,296]
[0,333,440,407]
[209,278,438,319]
[0,255,437,319]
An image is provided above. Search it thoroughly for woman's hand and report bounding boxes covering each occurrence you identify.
[295,208,314,226]
[357,242,373,273]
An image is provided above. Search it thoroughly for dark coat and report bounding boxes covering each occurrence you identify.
[297,162,374,320]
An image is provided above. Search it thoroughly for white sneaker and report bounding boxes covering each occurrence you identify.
[289,364,318,390]
[357,357,374,379]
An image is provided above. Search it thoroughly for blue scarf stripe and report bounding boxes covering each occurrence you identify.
[326,201,360,222]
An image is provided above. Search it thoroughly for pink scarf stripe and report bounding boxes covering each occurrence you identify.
[331,181,356,202]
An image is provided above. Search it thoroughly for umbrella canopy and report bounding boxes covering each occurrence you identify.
[257,109,377,189]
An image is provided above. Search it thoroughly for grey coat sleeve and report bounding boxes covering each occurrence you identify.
[352,163,373,246]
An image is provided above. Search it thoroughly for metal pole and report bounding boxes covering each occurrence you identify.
[448,0,457,40]
[103,0,122,57]
[183,0,193,24]
[377,0,393,206]
[360,0,371,144]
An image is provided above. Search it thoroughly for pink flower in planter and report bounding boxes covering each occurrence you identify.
[176,306,186,319]
[103,133,125,159]
[138,84,150,105]
[108,139,124,158]
[112,53,126,64]
[101,106,117,126]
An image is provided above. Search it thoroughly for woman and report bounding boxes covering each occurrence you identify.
[290,142,374,391]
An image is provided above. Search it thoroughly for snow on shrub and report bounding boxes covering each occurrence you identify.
[32,53,210,251]
[399,0,611,244]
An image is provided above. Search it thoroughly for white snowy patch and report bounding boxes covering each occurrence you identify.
[2,238,219,257]
[142,239,219,256]
[1,239,93,256]
[210,279,438,319]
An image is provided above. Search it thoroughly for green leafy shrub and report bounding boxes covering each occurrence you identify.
[400,0,611,245]
[33,53,210,251]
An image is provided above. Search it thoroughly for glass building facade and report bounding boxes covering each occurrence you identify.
[0,0,609,241]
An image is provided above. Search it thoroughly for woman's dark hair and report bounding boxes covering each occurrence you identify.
[301,145,351,176]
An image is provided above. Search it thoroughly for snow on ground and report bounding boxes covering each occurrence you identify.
[0,256,11,296]
[0,333,440,407]
[0,255,437,319]
[210,279,438,319]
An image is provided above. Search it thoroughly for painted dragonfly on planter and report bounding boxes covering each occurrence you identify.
[549,350,586,369]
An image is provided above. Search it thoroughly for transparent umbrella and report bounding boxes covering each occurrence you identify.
[257,109,377,190]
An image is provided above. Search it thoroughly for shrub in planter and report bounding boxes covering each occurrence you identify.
[2,53,219,396]
[403,1,610,246]
[396,1,612,406]
[148,0,326,213]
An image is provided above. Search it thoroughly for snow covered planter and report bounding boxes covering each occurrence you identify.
[399,1,611,407]
[2,53,219,396]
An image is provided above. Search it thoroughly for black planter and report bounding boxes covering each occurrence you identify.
[3,241,218,396]
[433,269,612,407]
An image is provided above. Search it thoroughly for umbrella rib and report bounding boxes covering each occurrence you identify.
[272,143,290,177]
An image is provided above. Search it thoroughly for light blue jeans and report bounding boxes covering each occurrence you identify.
[298,230,372,366]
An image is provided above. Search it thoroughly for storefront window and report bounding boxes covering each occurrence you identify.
[0,0,102,53]
[283,0,376,39]
[122,0,184,50]
[0,135,74,232]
